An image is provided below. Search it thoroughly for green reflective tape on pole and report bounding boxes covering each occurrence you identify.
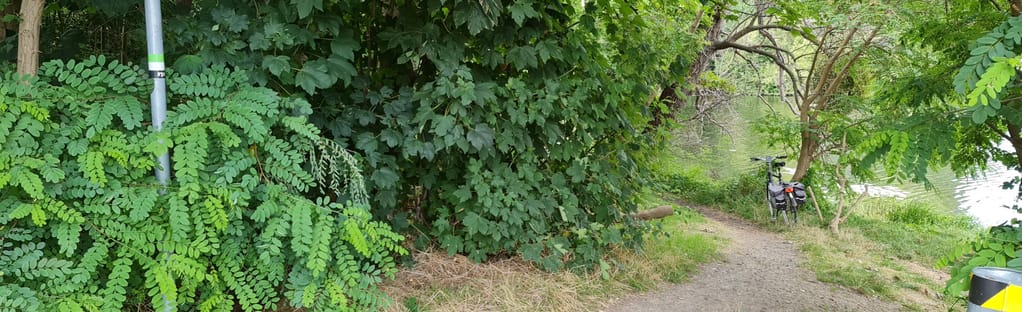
[148,54,165,71]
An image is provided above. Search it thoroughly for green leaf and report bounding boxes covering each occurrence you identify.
[331,30,361,61]
[972,107,989,124]
[507,46,538,69]
[466,123,494,149]
[1007,257,1022,269]
[536,40,561,62]
[972,45,991,56]
[113,96,144,130]
[509,1,539,26]
[977,36,999,45]
[173,55,205,75]
[453,5,489,35]
[371,167,400,189]
[295,61,334,95]
[17,170,45,199]
[432,116,456,137]
[82,151,107,187]
[261,56,291,76]
[53,222,82,256]
[292,0,324,19]
[211,7,249,33]
[325,56,356,87]
[453,186,473,203]
[9,202,34,219]
[463,212,486,235]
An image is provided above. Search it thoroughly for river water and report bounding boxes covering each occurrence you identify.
[953,160,1021,226]
[849,143,1022,227]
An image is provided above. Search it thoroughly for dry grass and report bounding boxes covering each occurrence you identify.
[379,208,723,312]
[379,250,608,312]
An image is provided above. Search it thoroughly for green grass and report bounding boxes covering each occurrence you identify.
[850,198,979,263]
[612,205,724,291]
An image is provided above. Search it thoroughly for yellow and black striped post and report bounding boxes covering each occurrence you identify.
[970,267,1022,312]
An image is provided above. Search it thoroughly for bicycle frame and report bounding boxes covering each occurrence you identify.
[751,155,801,223]
[750,155,786,186]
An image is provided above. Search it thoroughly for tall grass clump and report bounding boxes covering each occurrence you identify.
[658,166,765,220]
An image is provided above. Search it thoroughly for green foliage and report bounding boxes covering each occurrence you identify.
[844,2,1010,192]
[940,222,1022,299]
[0,57,405,311]
[660,166,766,221]
[954,15,1022,124]
[155,0,704,270]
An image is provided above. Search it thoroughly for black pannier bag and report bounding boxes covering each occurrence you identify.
[768,183,787,208]
[789,182,807,205]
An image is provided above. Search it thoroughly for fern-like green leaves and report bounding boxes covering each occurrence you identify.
[0,59,404,311]
[954,15,1022,123]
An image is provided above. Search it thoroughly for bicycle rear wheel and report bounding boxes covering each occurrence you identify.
[787,193,798,224]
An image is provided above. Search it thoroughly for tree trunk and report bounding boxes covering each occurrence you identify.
[1007,2,1022,170]
[1007,123,1022,170]
[792,125,817,181]
[16,0,43,78]
[684,7,724,91]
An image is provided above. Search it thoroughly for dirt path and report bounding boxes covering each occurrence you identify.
[606,206,902,312]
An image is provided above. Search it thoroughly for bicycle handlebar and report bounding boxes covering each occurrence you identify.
[750,155,788,162]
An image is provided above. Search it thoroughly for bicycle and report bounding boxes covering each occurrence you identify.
[750,155,807,224]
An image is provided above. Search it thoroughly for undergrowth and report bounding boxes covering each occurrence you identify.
[380,203,723,312]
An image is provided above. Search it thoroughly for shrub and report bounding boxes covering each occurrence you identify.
[0,57,405,311]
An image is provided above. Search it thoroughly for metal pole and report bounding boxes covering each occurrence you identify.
[144,0,172,311]
[144,0,170,184]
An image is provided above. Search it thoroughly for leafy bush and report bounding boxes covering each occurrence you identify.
[155,0,703,271]
[0,56,405,311]
[941,222,1022,298]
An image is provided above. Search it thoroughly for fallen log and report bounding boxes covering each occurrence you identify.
[632,205,675,220]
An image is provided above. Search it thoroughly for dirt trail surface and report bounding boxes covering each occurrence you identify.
[606,206,901,312]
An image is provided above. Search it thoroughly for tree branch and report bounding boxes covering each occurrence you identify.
[988,0,1002,13]
[719,24,820,48]
[812,27,879,120]
[714,41,804,102]
[986,120,1012,141]
[803,25,860,116]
